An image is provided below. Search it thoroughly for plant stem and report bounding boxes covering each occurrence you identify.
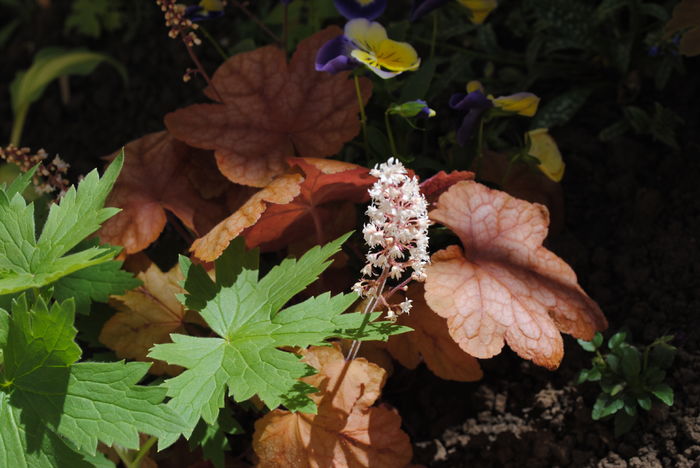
[384,111,399,158]
[10,105,28,146]
[345,269,389,361]
[230,0,281,45]
[353,72,369,159]
[131,436,157,468]
[430,12,438,61]
[199,25,230,60]
[183,40,223,101]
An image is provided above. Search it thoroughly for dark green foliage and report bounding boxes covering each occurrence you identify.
[577,331,676,436]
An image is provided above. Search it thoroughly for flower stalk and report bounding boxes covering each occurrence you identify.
[347,158,430,360]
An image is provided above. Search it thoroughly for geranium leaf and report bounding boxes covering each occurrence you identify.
[0,295,184,462]
[0,153,123,296]
[149,234,405,447]
[53,256,140,315]
[425,180,607,369]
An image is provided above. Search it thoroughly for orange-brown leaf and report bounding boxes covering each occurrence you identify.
[387,285,483,382]
[419,170,475,205]
[425,181,607,369]
[164,27,372,187]
[190,173,304,261]
[100,262,195,375]
[253,346,412,468]
[242,157,374,251]
[98,131,230,254]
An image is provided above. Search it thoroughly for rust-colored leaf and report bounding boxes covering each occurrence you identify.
[419,170,475,205]
[190,173,304,261]
[387,285,483,382]
[98,131,231,254]
[165,27,372,187]
[100,262,199,375]
[242,157,374,251]
[253,346,412,468]
[425,181,607,369]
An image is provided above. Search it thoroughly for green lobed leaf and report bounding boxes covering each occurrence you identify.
[150,234,406,447]
[0,295,185,459]
[0,153,124,296]
[188,406,243,468]
[52,258,141,315]
[620,346,641,381]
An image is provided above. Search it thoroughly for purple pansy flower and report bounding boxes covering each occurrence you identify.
[315,35,358,74]
[449,90,493,146]
[410,0,450,22]
[334,0,387,20]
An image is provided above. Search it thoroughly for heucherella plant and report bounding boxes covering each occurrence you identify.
[348,158,430,360]
[316,18,421,78]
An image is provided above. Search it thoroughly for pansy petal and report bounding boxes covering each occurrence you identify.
[409,0,451,22]
[449,91,493,146]
[457,0,498,24]
[345,18,388,52]
[527,128,565,182]
[375,39,420,71]
[466,80,485,93]
[350,50,402,78]
[315,35,357,73]
[492,92,540,117]
[334,0,387,20]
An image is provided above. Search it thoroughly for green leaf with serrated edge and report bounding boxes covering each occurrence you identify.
[592,394,624,420]
[650,383,674,406]
[0,295,185,458]
[4,164,38,198]
[189,406,243,468]
[150,234,405,448]
[0,153,123,296]
[53,258,141,315]
[0,393,107,468]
